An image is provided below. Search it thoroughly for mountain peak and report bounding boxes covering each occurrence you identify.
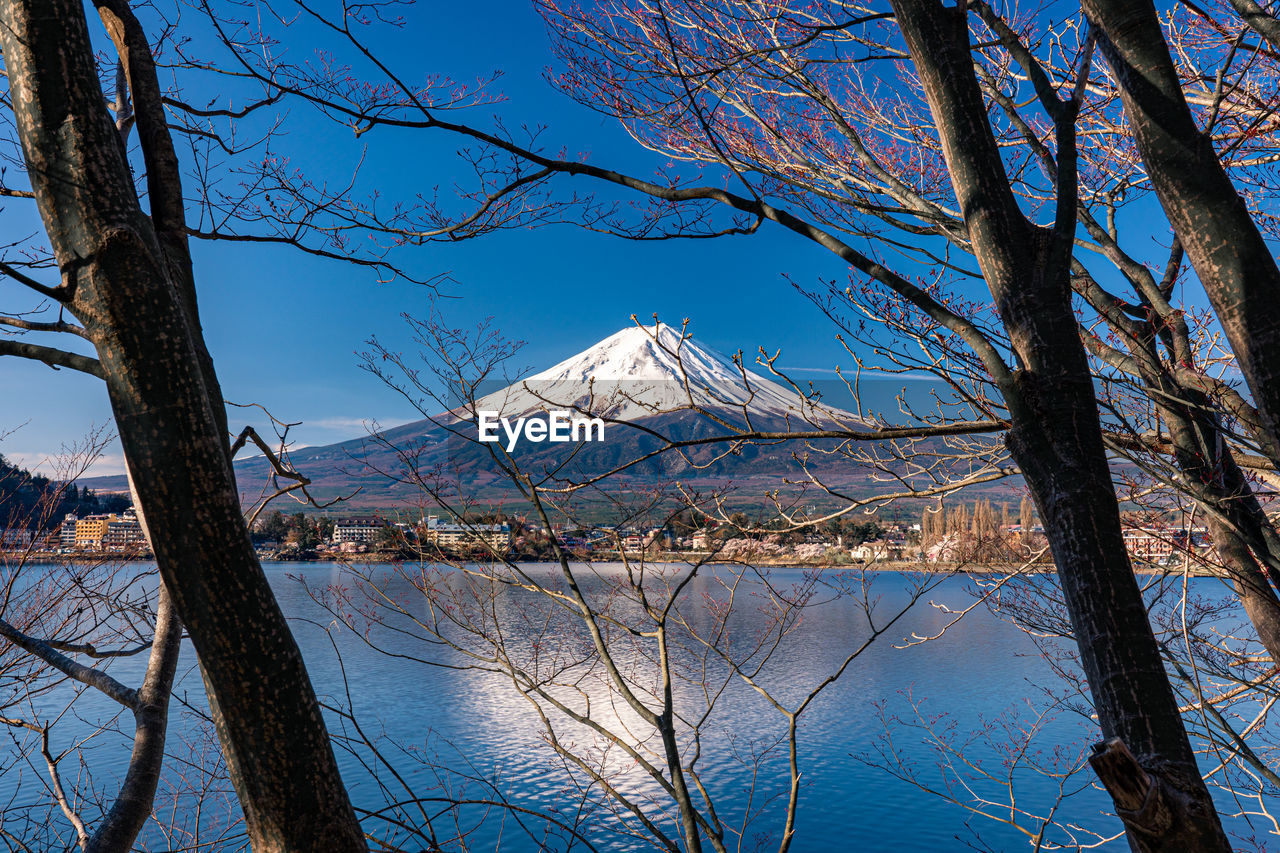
[470,322,848,423]
[528,323,717,384]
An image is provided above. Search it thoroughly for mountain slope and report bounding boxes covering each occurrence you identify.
[468,324,829,421]
[85,324,997,507]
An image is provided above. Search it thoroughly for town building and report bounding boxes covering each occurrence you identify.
[60,513,79,548]
[0,528,32,548]
[104,513,146,551]
[1122,527,1176,564]
[73,511,146,552]
[421,515,510,552]
[331,518,387,545]
[643,528,668,548]
[75,514,113,549]
[850,540,906,563]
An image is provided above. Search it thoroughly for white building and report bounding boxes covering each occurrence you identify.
[1123,527,1176,564]
[850,540,905,563]
[60,513,79,548]
[332,518,387,545]
[421,515,510,552]
[1,528,32,548]
[104,511,146,552]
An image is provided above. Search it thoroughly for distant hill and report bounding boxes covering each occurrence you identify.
[84,324,1017,510]
[0,455,130,531]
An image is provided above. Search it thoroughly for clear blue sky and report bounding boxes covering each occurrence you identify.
[1,2,871,477]
[2,2,1192,478]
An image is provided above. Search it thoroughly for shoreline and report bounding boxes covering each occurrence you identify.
[3,551,1218,577]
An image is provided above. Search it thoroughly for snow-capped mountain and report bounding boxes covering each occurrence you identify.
[82,324,875,504]
[465,323,851,424]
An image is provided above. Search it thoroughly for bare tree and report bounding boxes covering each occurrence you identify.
[1082,0,1280,474]
[0,2,365,846]
[308,317,1023,853]
[161,1,1280,841]
[5,0,1280,848]
[0,437,182,851]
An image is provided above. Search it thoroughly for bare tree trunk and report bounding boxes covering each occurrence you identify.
[1076,248,1280,664]
[1005,388,1229,851]
[86,586,181,853]
[1083,0,1280,471]
[887,2,1231,849]
[92,0,232,451]
[0,2,365,850]
[1079,270,1280,664]
[1225,0,1280,50]
[1214,451,1280,591]
[1206,514,1280,659]
[1155,387,1280,662]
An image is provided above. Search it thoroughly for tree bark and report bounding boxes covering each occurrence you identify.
[887,2,1231,849]
[1154,385,1280,662]
[86,586,181,853]
[1225,0,1280,52]
[1082,0,1280,475]
[0,2,366,850]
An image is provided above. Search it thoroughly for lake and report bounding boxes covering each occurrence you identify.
[2,561,1268,851]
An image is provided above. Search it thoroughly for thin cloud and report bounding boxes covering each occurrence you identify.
[777,367,943,381]
[308,416,412,433]
[7,451,129,480]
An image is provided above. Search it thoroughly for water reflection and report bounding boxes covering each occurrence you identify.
[274,562,1110,851]
[0,561,1174,851]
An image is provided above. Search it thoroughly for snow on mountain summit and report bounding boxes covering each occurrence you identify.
[469,324,853,423]
[527,324,738,384]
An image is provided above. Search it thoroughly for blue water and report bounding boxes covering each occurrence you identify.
[271,564,1112,852]
[1,562,1268,851]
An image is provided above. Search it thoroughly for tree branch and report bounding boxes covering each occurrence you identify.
[0,339,103,377]
[0,617,138,709]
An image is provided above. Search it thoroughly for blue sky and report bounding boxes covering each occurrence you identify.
[1,1,1197,478]
[2,2,880,477]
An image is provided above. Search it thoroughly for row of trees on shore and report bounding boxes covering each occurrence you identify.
[0,453,129,533]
